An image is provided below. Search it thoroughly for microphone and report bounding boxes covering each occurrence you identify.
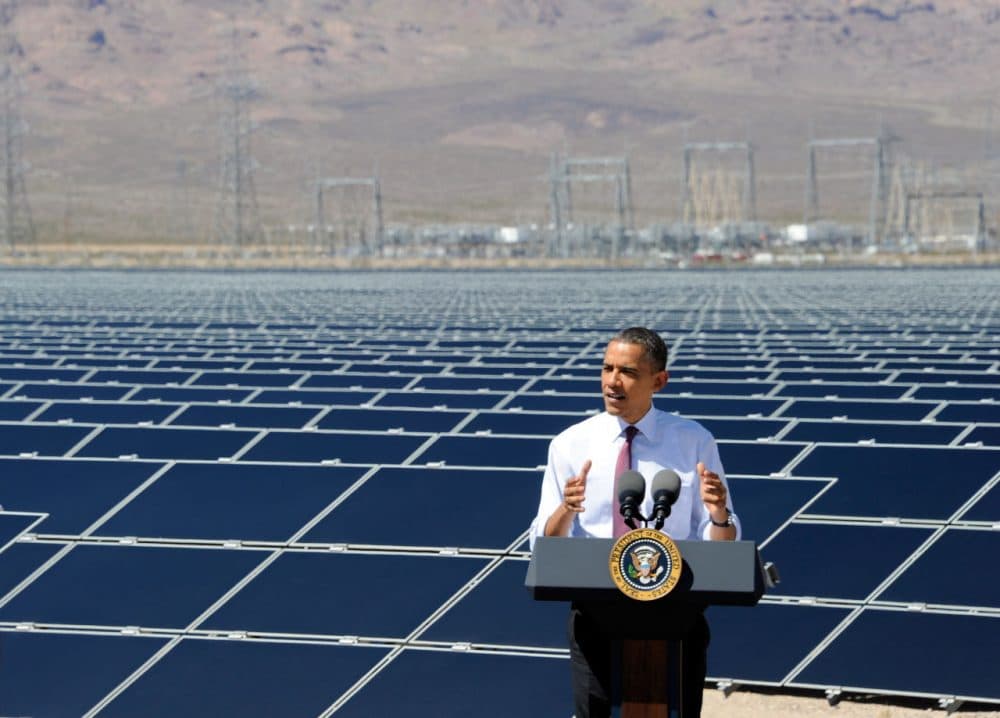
[650,469,682,530]
[616,469,646,530]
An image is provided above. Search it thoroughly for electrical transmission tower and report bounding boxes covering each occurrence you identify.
[213,25,264,252]
[904,190,987,253]
[804,121,898,248]
[680,141,756,226]
[312,174,384,256]
[547,153,634,258]
[0,4,34,253]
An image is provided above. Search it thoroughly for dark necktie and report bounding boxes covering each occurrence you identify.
[613,425,639,537]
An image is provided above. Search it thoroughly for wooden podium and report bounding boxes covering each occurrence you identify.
[526,537,765,717]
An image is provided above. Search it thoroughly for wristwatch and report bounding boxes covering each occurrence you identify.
[710,508,734,528]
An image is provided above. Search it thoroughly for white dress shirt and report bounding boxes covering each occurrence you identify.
[530,405,740,548]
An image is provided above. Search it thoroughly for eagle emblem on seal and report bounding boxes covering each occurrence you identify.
[627,546,665,585]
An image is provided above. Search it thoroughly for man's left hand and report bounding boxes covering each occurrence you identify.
[697,461,728,522]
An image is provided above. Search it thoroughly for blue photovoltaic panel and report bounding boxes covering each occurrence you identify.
[0,544,265,628]
[315,407,468,433]
[963,425,999,446]
[0,513,42,550]
[201,552,488,638]
[240,430,426,464]
[508,394,603,412]
[692,417,789,441]
[375,391,505,410]
[74,426,258,460]
[725,477,831,544]
[777,399,934,422]
[459,411,578,437]
[151,359,248,370]
[333,649,571,718]
[414,435,550,469]
[167,404,322,429]
[0,458,164,534]
[128,386,255,403]
[706,603,852,683]
[0,542,64,599]
[876,529,1000,608]
[775,383,910,399]
[301,376,414,392]
[716,441,806,476]
[0,631,169,718]
[894,371,1000,386]
[249,388,379,406]
[0,367,89,382]
[792,445,998,520]
[960,483,1000,522]
[98,638,389,718]
[413,375,529,392]
[300,467,535,549]
[934,403,1000,423]
[33,401,181,425]
[761,523,934,600]
[89,369,196,385]
[191,371,305,388]
[791,610,1000,700]
[911,386,1000,402]
[420,559,567,648]
[772,370,892,384]
[0,399,44,420]
[782,420,965,446]
[95,463,366,543]
[0,423,95,456]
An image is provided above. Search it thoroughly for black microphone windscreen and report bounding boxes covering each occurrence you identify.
[651,469,682,505]
[616,469,646,503]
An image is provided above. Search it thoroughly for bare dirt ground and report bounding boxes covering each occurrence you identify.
[701,689,1000,717]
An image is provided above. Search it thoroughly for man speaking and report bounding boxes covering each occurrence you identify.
[530,327,739,718]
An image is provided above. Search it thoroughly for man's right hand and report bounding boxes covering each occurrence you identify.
[544,460,592,537]
[561,459,592,513]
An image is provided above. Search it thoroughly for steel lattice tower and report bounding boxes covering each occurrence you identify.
[214,25,263,251]
[0,5,34,253]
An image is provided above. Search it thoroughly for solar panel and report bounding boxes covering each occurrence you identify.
[95,638,389,718]
[200,551,489,638]
[0,268,997,713]
[240,430,427,464]
[0,631,169,718]
[792,445,998,520]
[0,544,265,627]
[95,463,367,543]
[707,603,852,683]
[790,610,1000,700]
[299,467,536,550]
[419,558,569,649]
[330,649,572,718]
[74,426,258,461]
[33,401,181,425]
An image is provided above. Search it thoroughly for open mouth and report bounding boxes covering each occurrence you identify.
[605,391,626,401]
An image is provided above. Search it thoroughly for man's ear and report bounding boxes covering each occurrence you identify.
[653,370,668,392]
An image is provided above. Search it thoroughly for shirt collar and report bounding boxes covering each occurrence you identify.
[610,404,658,441]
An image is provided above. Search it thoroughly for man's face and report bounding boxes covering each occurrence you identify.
[601,340,667,424]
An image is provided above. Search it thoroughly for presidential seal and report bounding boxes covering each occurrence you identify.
[608,528,683,601]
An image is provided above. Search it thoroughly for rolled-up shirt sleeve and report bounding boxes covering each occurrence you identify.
[529,438,566,550]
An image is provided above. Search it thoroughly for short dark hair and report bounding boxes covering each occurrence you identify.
[611,327,668,372]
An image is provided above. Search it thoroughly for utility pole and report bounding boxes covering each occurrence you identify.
[0,2,34,253]
[804,121,898,248]
[214,24,263,252]
[548,154,633,258]
[313,174,384,256]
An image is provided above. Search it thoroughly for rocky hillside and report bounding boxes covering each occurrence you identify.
[6,0,1000,237]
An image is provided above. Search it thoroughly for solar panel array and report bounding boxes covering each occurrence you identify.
[0,268,997,717]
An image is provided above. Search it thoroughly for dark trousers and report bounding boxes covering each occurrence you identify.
[568,603,709,718]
